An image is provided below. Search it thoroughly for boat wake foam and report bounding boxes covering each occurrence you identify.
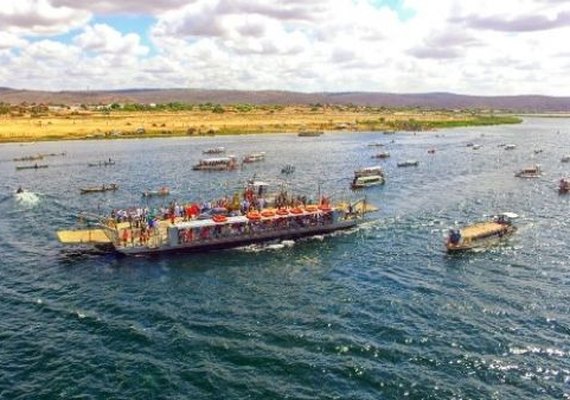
[238,239,296,253]
[15,191,40,206]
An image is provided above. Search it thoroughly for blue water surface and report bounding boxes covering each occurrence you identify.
[0,118,569,399]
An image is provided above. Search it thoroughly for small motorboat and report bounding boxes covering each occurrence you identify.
[397,160,419,167]
[372,151,390,159]
[16,187,24,194]
[472,144,481,150]
[534,149,543,154]
[446,212,518,253]
[504,144,517,150]
[243,152,266,163]
[13,154,43,162]
[466,143,474,147]
[16,164,48,170]
[351,167,385,189]
[561,155,570,163]
[80,184,118,194]
[367,142,384,147]
[515,164,542,178]
[281,164,295,174]
[203,147,226,154]
[559,178,570,193]
[298,131,323,137]
[351,175,384,189]
[88,159,115,167]
[497,143,506,147]
[427,148,436,154]
[142,187,170,197]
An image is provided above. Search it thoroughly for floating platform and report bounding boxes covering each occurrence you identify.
[57,229,111,245]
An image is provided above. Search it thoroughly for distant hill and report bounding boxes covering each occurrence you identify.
[1,87,570,112]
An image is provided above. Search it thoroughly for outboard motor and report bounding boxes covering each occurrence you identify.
[448,229,461,245]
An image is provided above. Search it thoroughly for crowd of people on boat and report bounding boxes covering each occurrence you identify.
[107,185,334,248]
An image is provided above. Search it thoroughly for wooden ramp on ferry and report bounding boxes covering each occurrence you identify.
[57,229,111,245]
[337,201,379,214]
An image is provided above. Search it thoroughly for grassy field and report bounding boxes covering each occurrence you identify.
[0,106,522,143]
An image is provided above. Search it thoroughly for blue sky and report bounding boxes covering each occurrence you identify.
[0,0,568,95]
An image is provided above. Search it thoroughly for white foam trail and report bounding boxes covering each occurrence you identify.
[15,191,40,206]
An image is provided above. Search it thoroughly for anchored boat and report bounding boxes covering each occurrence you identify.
[446,213,518,253]
[192,156,238,171]
[351,166,385,189]
[203,147,226,154]
[88,159,115,167]
[243,152,266,163]
[559,178,570,193]
[16,164,48,170]
[298,131,323,137]
[80,184,118,194]
[281,164,295,174]
[372,151,390,159]
[515,164,542,178]
[142,187,170,197]
[397,160,419,167]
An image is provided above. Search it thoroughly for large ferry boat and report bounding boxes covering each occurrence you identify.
[57,199,373,256]
[445,213,518,253]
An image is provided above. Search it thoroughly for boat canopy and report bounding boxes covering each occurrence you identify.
[175,215,249,229]
[200,156,235,164]
[357,166,382,173]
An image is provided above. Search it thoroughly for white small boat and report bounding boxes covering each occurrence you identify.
[193,156,238,171]
[142,187,170,197]
[243,152,266,163]
[397,160,419,167]
[472,145,481,150]
[351,175,384,189]
[515,164,542,178]
[354,166,384,178]
[351,166,385,189]
[504,144,517,150]
[203,147,225,154]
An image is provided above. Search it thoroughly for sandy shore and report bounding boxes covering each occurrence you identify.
[0,106,521,143]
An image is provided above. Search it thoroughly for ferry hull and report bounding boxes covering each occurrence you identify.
[115,220,358,256]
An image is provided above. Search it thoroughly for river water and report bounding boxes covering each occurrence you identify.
[1,118,569,399]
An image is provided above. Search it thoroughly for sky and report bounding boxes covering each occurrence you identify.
[0,0,568,95]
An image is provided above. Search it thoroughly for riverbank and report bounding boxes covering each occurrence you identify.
[0,105,522,143]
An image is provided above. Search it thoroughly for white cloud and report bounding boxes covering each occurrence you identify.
[0,32,28,50]
[0,0,90,35]
[0,0,569,95]
[51,0,194,14]
[74,24,149,57]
